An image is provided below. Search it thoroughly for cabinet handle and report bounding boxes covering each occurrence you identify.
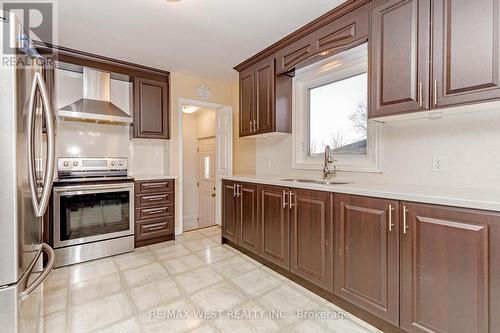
[143,208,165,215]
[254,120,258,132]
[403,205,409,234]
[418,82,423,108]
[282,190,288,208]
[143,195,166,201]
[249,120,254,134]
[144,183,165,189]
[236,184,241,198]
[388,204,395,232]
[233,185,236,197]
[433,79,438,106]
[147,226,165,231]
[289,191,295,210]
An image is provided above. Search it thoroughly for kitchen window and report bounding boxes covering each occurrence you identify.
[292,43,380,172]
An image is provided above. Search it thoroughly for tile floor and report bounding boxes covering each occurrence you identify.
[42,226,383,333]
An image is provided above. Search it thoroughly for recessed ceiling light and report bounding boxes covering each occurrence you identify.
[166,0,182,2]
[183,106,199,114]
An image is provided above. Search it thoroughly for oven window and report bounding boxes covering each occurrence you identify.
[59,191,130,241]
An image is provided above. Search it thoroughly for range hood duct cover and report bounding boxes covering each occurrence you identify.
[58,68,132,124]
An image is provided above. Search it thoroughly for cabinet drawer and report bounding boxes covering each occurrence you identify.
[136,218,173,241]
[136,193,172,208]
[136,204,173,220]
[136,180,173,194]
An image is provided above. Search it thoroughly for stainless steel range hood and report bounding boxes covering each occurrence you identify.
[58,68,133,124]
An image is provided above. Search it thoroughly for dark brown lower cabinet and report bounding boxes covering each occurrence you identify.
[291,189,334,292]
[222,180,238,243]
[334,195,400,325]
[238,183,258,254]
[221,180,500,333]
[258,185,290,270]
[400,202,500,333]
[134,179,175,248]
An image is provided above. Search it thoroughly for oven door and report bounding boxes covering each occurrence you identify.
[53,182,134,248]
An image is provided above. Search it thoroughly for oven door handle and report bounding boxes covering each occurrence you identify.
[54,184,134,196]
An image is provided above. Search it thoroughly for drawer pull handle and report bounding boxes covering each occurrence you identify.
[143,208,166,214]
[143,195,166,201]
[144,184,166,189]
[147,226,165,231]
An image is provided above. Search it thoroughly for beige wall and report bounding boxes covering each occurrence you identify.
[182,113,199,225]
[196,109,216,138]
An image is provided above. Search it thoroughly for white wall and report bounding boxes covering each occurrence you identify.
[55,68,169,175]
[255,108,500,190]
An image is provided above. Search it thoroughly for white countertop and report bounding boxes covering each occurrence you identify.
[129,173,177,181]
[223,175,500,212]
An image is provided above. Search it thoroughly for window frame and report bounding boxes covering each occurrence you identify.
[292,44,381,173]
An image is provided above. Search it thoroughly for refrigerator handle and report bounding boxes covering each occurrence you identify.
[27,72,55,217]
[19,243,54,301]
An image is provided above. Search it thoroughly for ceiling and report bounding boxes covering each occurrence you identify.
[54,0,347,83]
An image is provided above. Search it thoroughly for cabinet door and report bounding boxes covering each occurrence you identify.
[254,58,275,135]
[290,189,333,291]
[239,67,254,137]
[369,0,430,118]
[334,195,400,325]
[133,76,170,139]
[400,203,494,333]
[221,181,238,243]
[238,183,258,254]
[258,185,290,270]
[432,0,500,108]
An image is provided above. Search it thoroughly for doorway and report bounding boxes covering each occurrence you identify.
[178,99,232,234]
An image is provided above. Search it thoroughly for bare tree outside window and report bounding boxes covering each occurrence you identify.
[309,73,368,156]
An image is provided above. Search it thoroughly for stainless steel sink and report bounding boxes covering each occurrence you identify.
[280,178,352,185]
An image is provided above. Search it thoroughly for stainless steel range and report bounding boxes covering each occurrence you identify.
[52,157,134,267]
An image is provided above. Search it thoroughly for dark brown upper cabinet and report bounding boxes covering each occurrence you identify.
[258,184,290,270]
[239,57,285,137]
[369,0,431,117]
[222,180,238,243]
[239,67,254,137]
[238,183,259,254]
[432,0,500,108]
[275,3,369,75]
[255,59,275,134]
[400,202,500,333]
[290,189,334,292]
[334,194,400,325]
[133,76,170,139]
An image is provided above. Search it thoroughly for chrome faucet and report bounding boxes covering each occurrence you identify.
[323,145,336,180]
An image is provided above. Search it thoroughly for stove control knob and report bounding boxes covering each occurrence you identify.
[63,161,69,167]
[73,161,79,166]
[111,161,116,166]
[119,161,124,166]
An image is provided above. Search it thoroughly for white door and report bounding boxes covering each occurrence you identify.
[215,107,233,225]
[197,140,215,228]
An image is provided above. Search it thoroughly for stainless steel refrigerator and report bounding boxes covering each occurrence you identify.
[0,10,56,333]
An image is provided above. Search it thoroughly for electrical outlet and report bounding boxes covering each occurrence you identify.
[264,157,270,169]
[432,156,446,172]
